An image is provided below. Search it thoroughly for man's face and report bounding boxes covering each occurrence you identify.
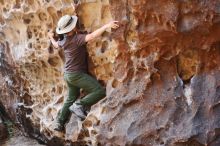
[66,28,76,36]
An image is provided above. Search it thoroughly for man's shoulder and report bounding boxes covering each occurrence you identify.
[58,37,72,47]
[75,33,87,45]
[75,33,87,38]
[57,40,64,47]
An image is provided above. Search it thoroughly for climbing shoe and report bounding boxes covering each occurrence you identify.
[69,103,86,120]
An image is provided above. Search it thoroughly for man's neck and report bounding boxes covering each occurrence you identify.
[66,31,77,37]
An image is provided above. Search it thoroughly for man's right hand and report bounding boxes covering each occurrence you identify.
[48,30,59,48]
[106,21,120,29]
[85,21,120,42]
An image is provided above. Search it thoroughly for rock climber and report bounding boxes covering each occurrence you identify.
[48,2,119,132]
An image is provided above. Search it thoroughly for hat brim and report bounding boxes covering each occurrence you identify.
[56,16,78,34]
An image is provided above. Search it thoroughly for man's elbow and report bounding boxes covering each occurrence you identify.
[85,33,95,42]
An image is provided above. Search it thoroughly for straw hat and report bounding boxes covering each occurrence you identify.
[56,15,78,34]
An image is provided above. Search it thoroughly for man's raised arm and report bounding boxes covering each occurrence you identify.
[85,21,119,42]
[48,31,59,49]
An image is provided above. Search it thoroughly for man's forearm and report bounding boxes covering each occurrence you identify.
[91,25,108,38]
[85,25,108,42]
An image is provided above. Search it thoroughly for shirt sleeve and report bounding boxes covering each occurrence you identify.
[57,41,62,47]
[57,37,66,48]
[76,34,87,47]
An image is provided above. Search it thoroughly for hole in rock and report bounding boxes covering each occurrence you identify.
[48,56,60,67]
[27,0,34,5]
[55,96,64,104]
[38,12,47,21]
[36,45,41,49]
[23,18,31,24]
[83,120,92,127]
[22,93,33,106]
[112,79,119,88]
[27,31,32,39]
[101,31,110,37]
[78,128,90,139]
[96,41,101,47]
[57,10,62,17]
[91,130,97,135]
[31,58,36,62]
[14,0,21,8]
[109,127,113,132]
[24,7,30,12]
[39,33,43,38]
[177,49,199,84]
[28,43,32,48]
[97,120,100,126]
[45,130,51,138]
[43,93,48,97]
[48,45,54,54]
[86,141,92,145]
[101,41,108,53]
[47,136,65,146]
[55,72,59,77]
[26,108,33,115]
[3,8,7,13]
[0,0,4,5]
[0,17,5,25]
[41,60,47,67]
[51,87,55,92]
[57,86,63,94]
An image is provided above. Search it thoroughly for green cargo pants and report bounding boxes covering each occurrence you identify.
[57,72,106,125]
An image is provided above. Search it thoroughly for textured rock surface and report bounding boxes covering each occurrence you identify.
[0,0,220,146]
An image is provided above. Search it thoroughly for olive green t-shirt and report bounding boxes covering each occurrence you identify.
[58,34,88,73]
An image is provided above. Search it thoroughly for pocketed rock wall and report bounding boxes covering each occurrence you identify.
[0,0,220,146]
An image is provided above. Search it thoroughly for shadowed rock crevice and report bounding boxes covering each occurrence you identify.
[0,102,9,143]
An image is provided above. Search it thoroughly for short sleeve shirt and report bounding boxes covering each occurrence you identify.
[58,34,88,73]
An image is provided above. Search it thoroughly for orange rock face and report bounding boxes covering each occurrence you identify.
[0,0,220,146]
